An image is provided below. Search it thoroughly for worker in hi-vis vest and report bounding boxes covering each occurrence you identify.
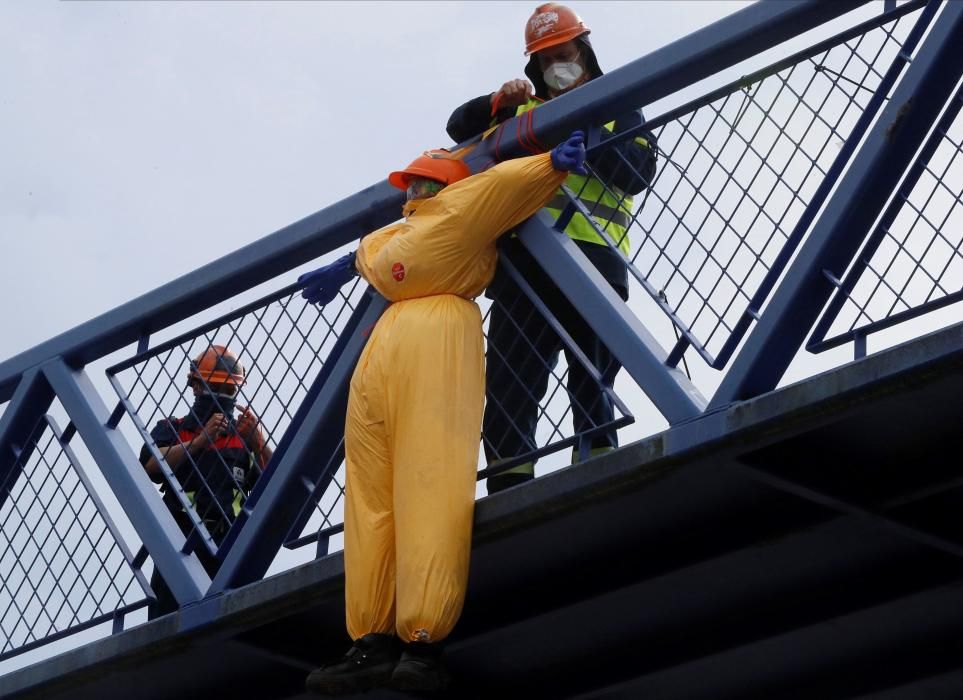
[447,3,659,494]
[299,133,588,695]
[139,345,272,619]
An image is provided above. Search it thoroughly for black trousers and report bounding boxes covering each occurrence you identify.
[482,240,628,472]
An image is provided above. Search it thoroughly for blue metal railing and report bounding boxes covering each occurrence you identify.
[712,0,963,405]
[1,0,962,667]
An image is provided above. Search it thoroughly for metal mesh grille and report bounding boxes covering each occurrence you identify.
[0,417,148,660]
[479,262,632,473]
[569,5,922,368]
[108,279,367,556]
[812,83,963,348]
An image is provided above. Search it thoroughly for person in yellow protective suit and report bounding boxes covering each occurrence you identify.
[301,132,587,695]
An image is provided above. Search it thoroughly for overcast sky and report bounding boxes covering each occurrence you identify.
[0,0,756,366]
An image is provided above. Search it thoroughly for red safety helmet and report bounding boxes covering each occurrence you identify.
[524,3,590,56]
[187,345,246,387]
[388,149,472,191]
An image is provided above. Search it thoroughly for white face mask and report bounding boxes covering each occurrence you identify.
[543,61,584,92]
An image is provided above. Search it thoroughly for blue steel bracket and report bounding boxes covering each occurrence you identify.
[711,0,963,407]
[210,291,389,593]
[0,369,56,513]
[461,0,867,171]
[517,213,706,425]
[42,359,210,605]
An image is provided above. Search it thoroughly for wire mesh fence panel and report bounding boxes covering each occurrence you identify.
[563,3,926,369]
[0,416,150,661]
[107,278,368,558]
[479,256,633,478]
[811,81,963,349]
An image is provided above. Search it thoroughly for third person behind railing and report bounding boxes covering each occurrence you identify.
[446,3,659,493]
[139,345,273,619]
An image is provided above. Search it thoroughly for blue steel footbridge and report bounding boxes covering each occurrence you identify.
[3,1,963,697]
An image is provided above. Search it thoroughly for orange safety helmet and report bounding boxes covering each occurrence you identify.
[187,345,246,387]
[388,149,472,191]
[524,3,590,56]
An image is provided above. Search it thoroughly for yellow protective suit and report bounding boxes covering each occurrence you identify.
[344,152,566,643]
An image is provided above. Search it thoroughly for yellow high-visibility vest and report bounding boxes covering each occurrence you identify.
[501,99,637,255]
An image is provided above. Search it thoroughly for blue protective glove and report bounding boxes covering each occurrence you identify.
[298,252,357,306]
[550,130,587,175]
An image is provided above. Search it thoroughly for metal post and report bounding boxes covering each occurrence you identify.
[42,359,209,605]
[711,1,963,407]
[518,214,706,424]
[210,293,389,592]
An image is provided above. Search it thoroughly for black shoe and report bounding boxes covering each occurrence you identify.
[388,642,450,692]
[486,472,533,495]
[305,633,399,695]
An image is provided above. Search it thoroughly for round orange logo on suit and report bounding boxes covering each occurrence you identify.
[392,262,406,282]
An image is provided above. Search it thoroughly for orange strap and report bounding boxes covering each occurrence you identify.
[491,95,549,157]
[490,92,503,118]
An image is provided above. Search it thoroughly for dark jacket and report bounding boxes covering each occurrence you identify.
[141,415,261,531]
[446,100,656,196]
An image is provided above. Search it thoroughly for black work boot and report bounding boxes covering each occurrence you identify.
[305,633,400,695]
[388,641,450,692]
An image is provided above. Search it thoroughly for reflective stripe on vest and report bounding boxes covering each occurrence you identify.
[509,99,634,255]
